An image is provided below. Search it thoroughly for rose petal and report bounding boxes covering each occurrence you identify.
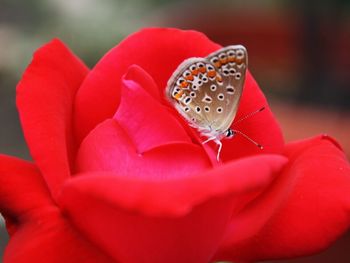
[0,155,113,263]
[214,135,350,262]
[4,212,115,263]
[76,119,211,179]
[77,63,216,178]
[16,39,89,198]
[124,64,161,100]
[74,154,286,216]
[114,65,192,153]
[59,155,286,263]
[0,155,51,235]
[220,71,285,161]
[74,28,220,143]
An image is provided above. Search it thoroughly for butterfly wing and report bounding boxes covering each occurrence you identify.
[206,45,248,132]
[165,45,248,136]
[166,57,219,133]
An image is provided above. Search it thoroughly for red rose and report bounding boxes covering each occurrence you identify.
[1,28,349,263]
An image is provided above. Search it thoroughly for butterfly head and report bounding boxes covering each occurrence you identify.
[225,128,235,139]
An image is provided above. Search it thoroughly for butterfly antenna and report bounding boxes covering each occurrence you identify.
[233,106,265,125]
[232,129,264,149]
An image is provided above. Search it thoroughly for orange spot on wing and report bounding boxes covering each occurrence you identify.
[220,58,228,64]
[236,58,243,64]
[208,70,216,78]
[185,75,194,81]
[214,62,221,68]
[174,90,184,100]
[199,67,206,73]
[228,56,235,62]
[191,69,199,76]
[180,81,189,88]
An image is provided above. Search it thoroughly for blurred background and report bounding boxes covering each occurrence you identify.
[0,0,349,262]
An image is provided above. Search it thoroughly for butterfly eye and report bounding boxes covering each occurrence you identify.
[225,129,235,138]
[210,84,217,91]
[223,69,229,76]
[190,65,197,71]
[204,106,210,112]
[184,106,190,112]
[197,62,205,68]
[190,91,196,98]
[235,72,241,80]
[195,106,201,113]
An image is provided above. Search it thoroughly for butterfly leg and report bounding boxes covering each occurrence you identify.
[202,137,223,161]
[202,136,217,145]
[215,139,223,161]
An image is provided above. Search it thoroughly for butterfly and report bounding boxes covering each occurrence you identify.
[166,45,262,161]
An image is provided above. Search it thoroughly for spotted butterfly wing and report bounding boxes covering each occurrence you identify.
[206,45,247,133]
[165,45,248,139]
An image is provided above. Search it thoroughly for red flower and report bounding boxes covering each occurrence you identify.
[1,28,349,263]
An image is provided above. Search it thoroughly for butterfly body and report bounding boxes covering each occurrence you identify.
[165,45,248,160]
